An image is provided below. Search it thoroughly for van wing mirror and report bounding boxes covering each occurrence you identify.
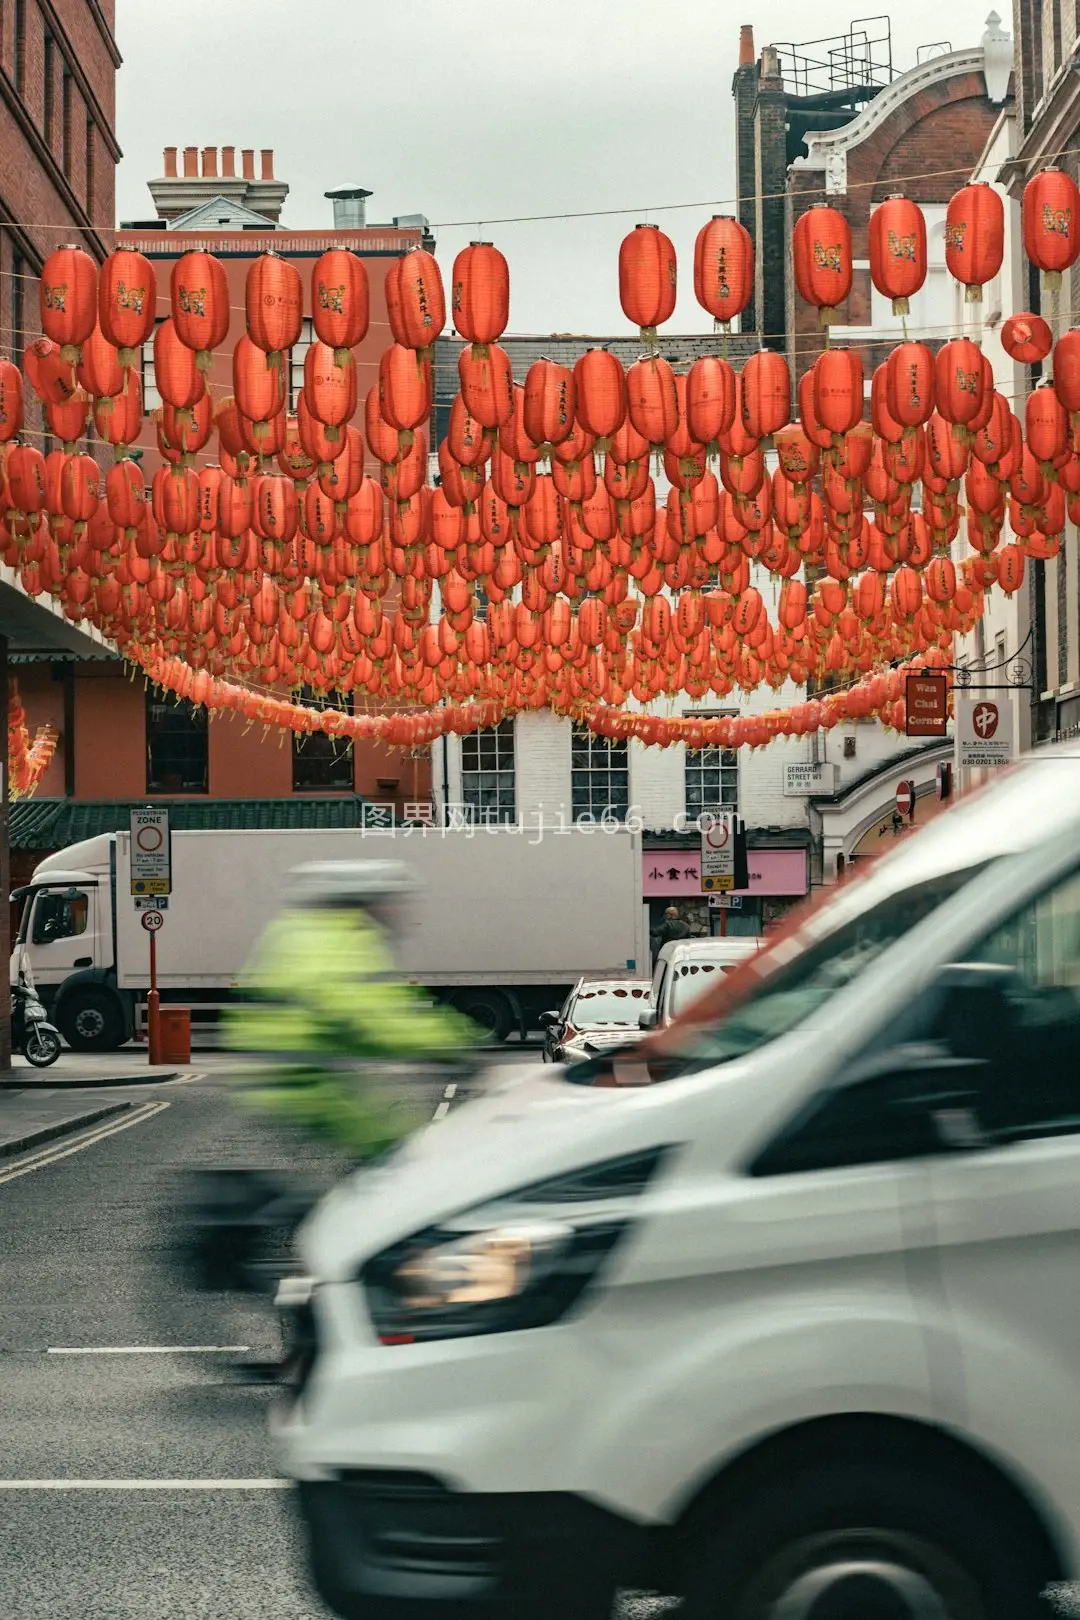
[538,1010,560,1029]
[638,1006,658,1030]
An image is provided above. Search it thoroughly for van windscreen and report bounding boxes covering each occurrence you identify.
[654,864,990,1079]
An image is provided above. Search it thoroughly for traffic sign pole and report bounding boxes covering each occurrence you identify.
[148,929,161,1065]
[140,907,164,1063]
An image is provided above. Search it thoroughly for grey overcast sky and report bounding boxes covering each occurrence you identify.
[115,0,998,336]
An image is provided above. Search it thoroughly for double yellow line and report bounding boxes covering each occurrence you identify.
[0,1101,170,1186]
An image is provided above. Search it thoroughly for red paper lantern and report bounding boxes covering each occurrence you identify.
[458,342,515,429]
[934,338,986,427]
[740,350,790,439]
[170,250,229,368]
[626,354,678,445]
[524,358,576,447]
[312,249,370,356]
[1023,168,1080,289]
[98,249,157,367]
[945,182,1005,302]
[792,206,852,325]
[619,224,677,342]
[387,250,446,350]
[1054,329,1080,412]
[885,342,935,428]
[304,341,357,439]
[868,195,927,315]
[246,252,303,359]
[154,318,206,412]
[811,349,863,437]
[692,216,753,326]
[573,349,626,439]
[40,245,97,362]
[379,343,431,433]
[1001,313,1053,363]
[0,361,24,443]
[451,243,510,346]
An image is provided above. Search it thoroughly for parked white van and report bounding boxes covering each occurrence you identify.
[642,935,764,1030]
[277,744,1080,1620]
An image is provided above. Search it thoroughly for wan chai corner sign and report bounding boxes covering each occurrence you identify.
[905,674,948,738]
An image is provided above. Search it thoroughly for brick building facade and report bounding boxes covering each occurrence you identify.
[998,0,1080,740]
[732,19,1010,376]
[0,0,119,362]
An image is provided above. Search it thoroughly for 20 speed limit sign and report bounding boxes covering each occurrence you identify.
[700,814,736,893]
[140,909,164,933]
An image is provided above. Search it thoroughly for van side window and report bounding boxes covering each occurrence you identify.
[960,866,1080,1140]
[31,890,88,945]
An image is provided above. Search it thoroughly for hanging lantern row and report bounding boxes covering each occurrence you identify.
[123,641,952,757]
[0,169,1073,740]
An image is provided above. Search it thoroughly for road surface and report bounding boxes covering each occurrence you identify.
[0,1059,678,1619]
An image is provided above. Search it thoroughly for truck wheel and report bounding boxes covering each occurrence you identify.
[681,1461,1049,1620]
[451,991,513,1044]
[58,989,125,1053]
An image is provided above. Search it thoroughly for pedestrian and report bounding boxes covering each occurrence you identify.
[651,904,690,964]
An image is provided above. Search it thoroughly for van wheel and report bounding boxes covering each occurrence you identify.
[58,989,125,1053]
[681,1462,1048,1620]
[451,991,513,1044]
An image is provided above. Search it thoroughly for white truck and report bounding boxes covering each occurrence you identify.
[10,826,647,1051]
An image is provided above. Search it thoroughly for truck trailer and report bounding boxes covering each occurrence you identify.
[11,825,647,1050]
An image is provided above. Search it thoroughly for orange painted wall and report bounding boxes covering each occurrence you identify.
[208,708,292,796]
[73,666,146,798]
[17,664,433,809]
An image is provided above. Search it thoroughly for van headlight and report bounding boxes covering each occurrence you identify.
[361,1147,672,1344]
[362,1215,631,1344]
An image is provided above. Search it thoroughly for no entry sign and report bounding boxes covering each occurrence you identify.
[895,780,915,817]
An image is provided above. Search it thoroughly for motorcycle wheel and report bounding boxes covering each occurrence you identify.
[24,1027,62,1067]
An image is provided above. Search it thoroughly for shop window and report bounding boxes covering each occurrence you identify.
[460,720,516,824]
[571,725,628,822]
[292,688,354,791]
[685,733,738,821]
[146,686,208,794]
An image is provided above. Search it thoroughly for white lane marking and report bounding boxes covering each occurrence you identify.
[432,1100,450,1121]
[0,1101,170,1185]
[47,1345,249,1356]
[0,1479,289,1491]
[444,1082,457,1099]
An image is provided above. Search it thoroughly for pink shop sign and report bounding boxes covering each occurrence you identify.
[643,848,809,898]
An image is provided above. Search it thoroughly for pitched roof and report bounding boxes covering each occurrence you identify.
[433,332,762,402]
[9,797,375,849]
[169,195,278,230]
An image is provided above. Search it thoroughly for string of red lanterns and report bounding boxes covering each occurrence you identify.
[0,169,1074,748]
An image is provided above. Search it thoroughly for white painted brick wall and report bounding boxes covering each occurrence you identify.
[515,710,572,820]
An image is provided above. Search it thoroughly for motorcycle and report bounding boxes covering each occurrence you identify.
[12,981,62,1067]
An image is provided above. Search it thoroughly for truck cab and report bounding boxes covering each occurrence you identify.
[12,836,131,1050]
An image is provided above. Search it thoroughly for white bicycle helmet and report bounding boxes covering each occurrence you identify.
[285,860,419,909]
